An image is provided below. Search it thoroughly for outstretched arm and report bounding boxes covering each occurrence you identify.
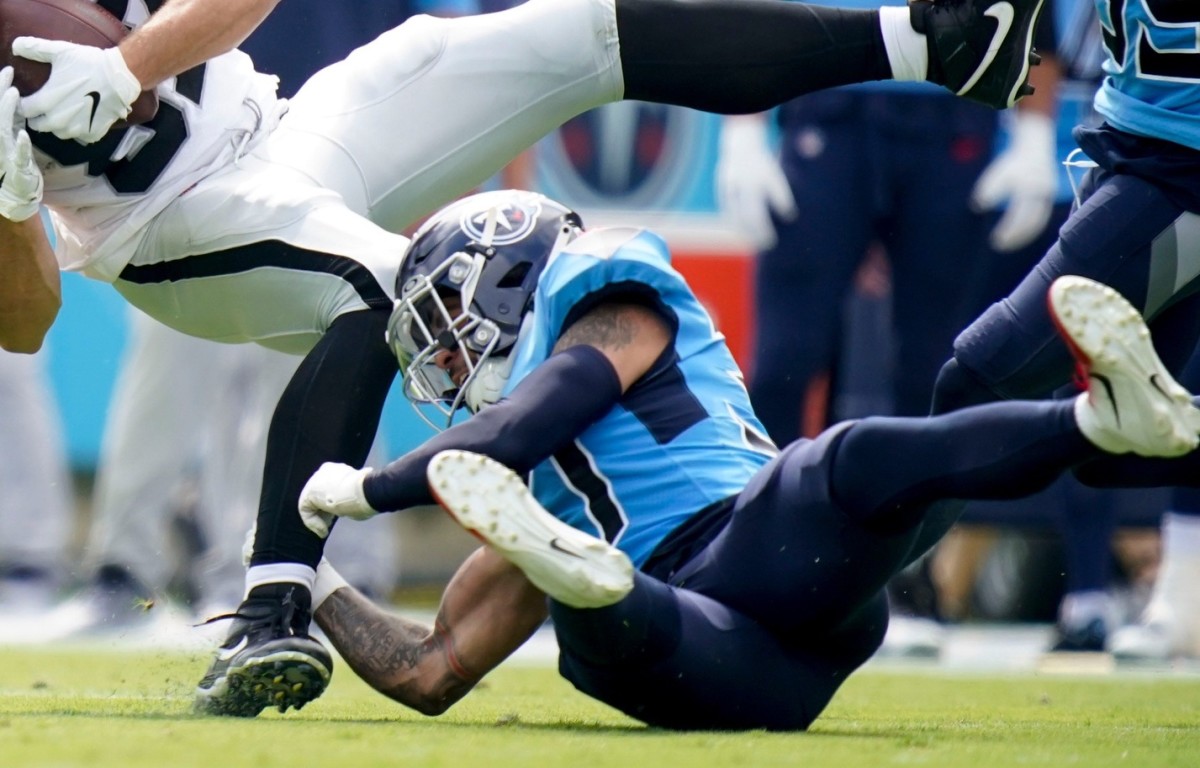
[314,547,548,716]
[16,0,280,143]
[0,67,56,353]
[298,301,673,536]
[119,0,282,89]
[0,216,60,353]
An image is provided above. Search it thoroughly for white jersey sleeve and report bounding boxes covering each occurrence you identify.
[35,0,281,282]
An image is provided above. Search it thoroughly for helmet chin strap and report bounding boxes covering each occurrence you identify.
[463,311,536,412]
[460,221,578,413]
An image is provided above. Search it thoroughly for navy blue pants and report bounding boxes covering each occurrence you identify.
[752,89,996,443]
[943,167,1200,406]
[551,399,1093,730]
[923,159,1200,558]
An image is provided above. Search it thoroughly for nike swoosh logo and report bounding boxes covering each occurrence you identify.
[1150,373,1174,401]
[85,91,101,129]
[957,2,1014,96]
[549,538,584,559]
[1092,373,1119,426]
[216,635,249,662]
[0,173,5,188]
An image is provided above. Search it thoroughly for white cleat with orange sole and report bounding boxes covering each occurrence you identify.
[1048,275,1200,457]
[427,449,634,609]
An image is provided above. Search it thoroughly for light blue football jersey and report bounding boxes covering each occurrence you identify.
[501,227,776,567]
[1093,0,1200,150]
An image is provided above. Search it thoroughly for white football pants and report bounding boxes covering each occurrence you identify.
[85,310,398,604]
[0,347,73,579]
[114,0,622,353]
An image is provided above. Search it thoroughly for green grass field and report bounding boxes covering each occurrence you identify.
[1,646,1198,767]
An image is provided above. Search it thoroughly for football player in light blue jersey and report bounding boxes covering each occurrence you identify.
[929,2,1200,660]
[294,190,1200,730]
[1093,0,1200,150]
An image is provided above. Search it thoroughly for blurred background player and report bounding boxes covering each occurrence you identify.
[1109,350,1200,662]
[715,0,1061,655]
[0,345,73,632]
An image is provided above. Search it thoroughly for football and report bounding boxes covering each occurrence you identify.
[0,0,158,125]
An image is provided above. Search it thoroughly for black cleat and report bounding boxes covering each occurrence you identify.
[194,583,333,717]
[1048,617,1107,654]
[911,0,1046,109]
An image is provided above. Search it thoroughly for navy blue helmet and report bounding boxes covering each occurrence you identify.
[386,190,583,428]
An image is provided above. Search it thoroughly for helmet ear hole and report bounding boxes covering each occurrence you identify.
[497,261,533,289]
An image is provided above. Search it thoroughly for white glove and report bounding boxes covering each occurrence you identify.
[298,462,378,539]
[971,111,1058,252]
[0,67,42,222]
[716,116,797,251]
[14,38,142,144]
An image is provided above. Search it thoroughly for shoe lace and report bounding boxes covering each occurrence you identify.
[194,587,302,636]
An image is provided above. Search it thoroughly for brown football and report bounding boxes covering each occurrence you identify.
[0,0,158,126]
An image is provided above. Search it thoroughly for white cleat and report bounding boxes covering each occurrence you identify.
[1109,617,1177,662]
[1048,276,1200,457]
[427,450,634,609]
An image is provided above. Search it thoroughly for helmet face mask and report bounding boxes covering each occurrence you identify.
[385,191,582,430]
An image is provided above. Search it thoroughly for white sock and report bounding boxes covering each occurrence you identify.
[879,6,928,82]
[1162,512,1200,558]
[312,558,350,611]
[1147,513,1200,614]
[244,563,317,598]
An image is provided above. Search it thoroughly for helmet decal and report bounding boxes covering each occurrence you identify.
[460,198,544,246]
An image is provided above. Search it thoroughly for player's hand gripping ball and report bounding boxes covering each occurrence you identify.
[0,0,158,141]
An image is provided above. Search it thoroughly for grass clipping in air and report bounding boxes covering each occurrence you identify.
[0,647,1197,767]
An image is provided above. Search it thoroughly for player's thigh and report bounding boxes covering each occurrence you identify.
[556,587,867,731]
[673,425,917,637]
[113,160,405,353]
[269,0,623,229]
[952,171,1191,399]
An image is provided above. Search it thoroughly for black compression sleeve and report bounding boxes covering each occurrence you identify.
[252,309,398,568]
[616,0,893,114]
[362,345,623,511]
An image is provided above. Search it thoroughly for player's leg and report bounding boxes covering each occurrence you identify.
[1104,354,1200,662]
[749,93,874,444]
[423,450,883,730]
[0,347,72,623]
[680,277,1200,634]
[617,0,1045,110]
[552,574,887,731]
[274,0,1043,230]
[933,169,1200,414]
[887,94,996,417]
[116,162,405,717]
[49,315,221,638]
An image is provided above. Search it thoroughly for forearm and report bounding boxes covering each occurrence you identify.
[0,216,60,353]
[363,346,621,511]
[119,0,281,88]
[314,548,548,716]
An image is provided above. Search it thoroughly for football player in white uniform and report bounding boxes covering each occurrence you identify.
[0,0,1047,716]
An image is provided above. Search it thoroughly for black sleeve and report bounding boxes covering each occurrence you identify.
[362,345,623,512]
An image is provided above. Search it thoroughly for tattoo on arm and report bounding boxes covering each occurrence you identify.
[553,303,640,354]
[316,589,478,715]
